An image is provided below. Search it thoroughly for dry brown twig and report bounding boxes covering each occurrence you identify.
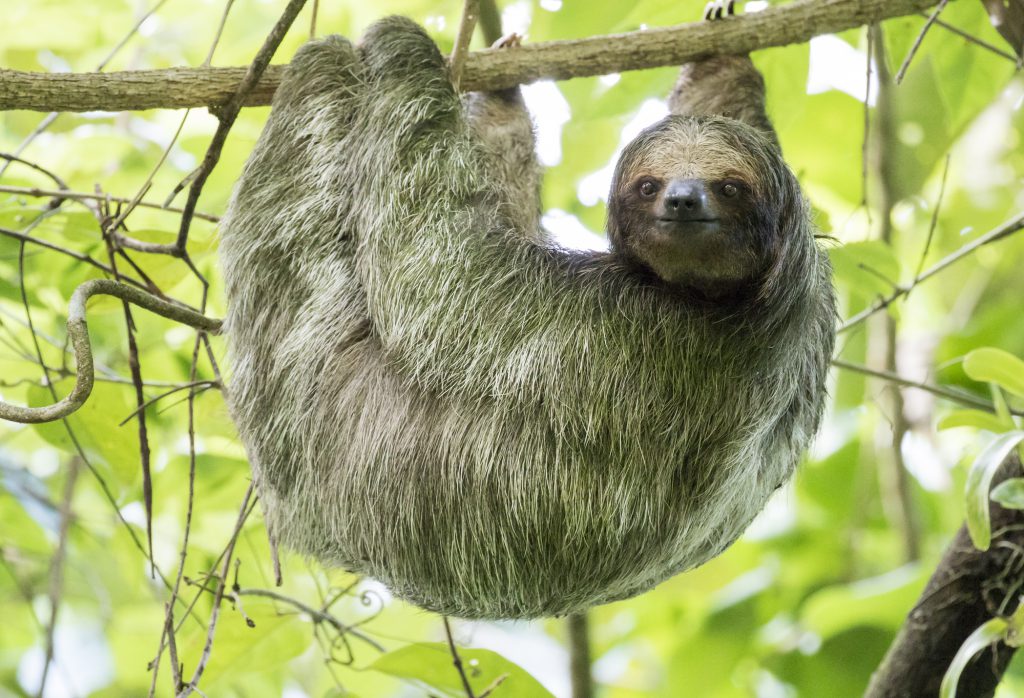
[450,0,482,89]
[176,485,255,698]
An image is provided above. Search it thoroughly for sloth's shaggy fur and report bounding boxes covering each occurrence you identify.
[219,17,836,619]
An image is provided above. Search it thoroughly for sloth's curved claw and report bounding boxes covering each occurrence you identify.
[702,0,736,21]
[491,32,522,50]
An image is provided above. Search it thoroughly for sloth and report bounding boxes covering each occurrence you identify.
[219,13,836,619]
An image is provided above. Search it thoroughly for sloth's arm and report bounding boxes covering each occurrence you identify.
[220,35,374,490]
[464,45,543,239]
[351,18,645,404]
[221,34,365,377]
[669,54,778,148]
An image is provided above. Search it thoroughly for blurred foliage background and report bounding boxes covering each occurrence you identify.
[2,0,1024,696]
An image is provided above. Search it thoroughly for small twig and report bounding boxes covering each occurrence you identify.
[478,674,509,698]
[200,334,225,392]
[980,0,1024,61]
[98,0,174,72]
[857,261,899,290]
[100,210,156,574]
[567,612,593,698]
[265,515,283,586]
[124,0,235,238]
[204,0,237,65]
[0,185,220,222]
[233,588,386,652]
[0,152,70,193]
[840,210,1024,333]
[117,380,219,426]
[310,0,319,38]
[831,358,1024,416]
[36,459,80,698]
[0,279,221,424]
[0,226,150,288]
[171,0,308,257]
[927,13,1020,62]
[443,617,476,698]
[860,26,873,225]
[108,120,187,236]
[912,153,951,281]
[478,0,503,45]
[163,603,183,693]
[177,484,254,698]
[450,0,482,90]
[894,0,949,84]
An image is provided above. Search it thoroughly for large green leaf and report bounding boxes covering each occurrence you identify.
[370,642,554,698]
[940,618,1009,698]
[963,347,1024,399]
[176,599,311,689]
[965,431,1024,550]
[800,565,925,639]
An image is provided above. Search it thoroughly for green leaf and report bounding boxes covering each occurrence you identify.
[991,478,1024,510]
[55,211,102,242]
[27,379,140,484]
[963,348,1024,399]
[965,431,1024,550]
[828,241,902,304]
[991,384,1015,430]
[369,643,553,698]
[176,600,310,688]
[800,566,925,639]
[940,618,1009,698]
[938,409,1010,434]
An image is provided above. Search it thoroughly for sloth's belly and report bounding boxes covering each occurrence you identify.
[258,361,789,619]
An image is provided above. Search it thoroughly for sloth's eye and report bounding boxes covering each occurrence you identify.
[639,180,659,198]
[722,182,739,197]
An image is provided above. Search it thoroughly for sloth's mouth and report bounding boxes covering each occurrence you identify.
[656,217,720,228]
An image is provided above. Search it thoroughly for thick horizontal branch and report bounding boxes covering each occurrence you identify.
[0,0,939,113]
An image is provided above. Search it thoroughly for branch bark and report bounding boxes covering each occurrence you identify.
[568,612,593,698]
[0,0,940,113]
[866,457,1024,698]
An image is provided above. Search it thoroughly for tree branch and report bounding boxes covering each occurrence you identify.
[840,210,1024,333]
[450,0,481,90]
[233,588,386,653]
[831,359,1024,417]
[0,279,221,425]
[866,457,1024,698]
[568,612,593,698]
[0,0,940,113]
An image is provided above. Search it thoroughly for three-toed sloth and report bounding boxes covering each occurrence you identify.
[220,15,835,619]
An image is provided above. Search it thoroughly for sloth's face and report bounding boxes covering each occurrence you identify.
[607,115,787,301]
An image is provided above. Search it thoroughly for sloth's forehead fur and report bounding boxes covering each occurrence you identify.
[617,115,776,194]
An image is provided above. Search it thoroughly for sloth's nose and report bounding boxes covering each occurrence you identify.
[662,179,713,221]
